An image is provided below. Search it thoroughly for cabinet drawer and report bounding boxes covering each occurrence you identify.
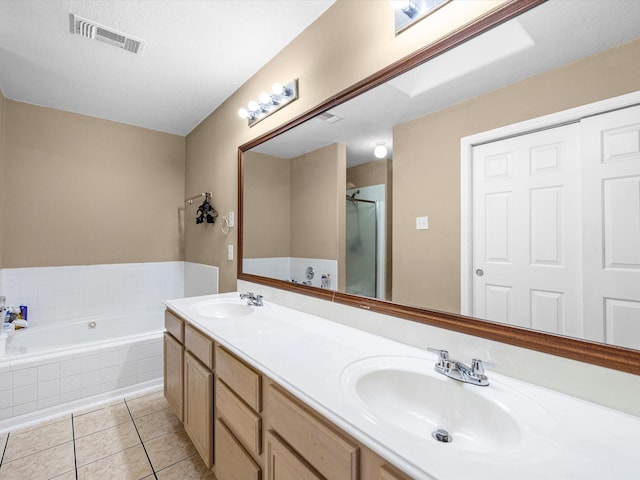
[266,431,322,480]
[164,310,184,343]
[215,419,261,480]
[185,324,214,370]
[267,385,358,480]
[216,378,262,456]
[216,345,261,412]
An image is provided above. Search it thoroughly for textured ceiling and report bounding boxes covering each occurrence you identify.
[0,0,335,135]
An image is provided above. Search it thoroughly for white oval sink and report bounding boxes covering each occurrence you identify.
[341,356,558,454]
[192,300,254,318]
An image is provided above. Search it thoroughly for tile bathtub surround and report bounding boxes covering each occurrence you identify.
[0,261,219,328]
[0,389,215,480]
[0,335,163,425]
[1,262,184,327]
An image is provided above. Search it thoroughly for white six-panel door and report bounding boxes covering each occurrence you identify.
[472,125,583,335]
[581,105,640,349]
[471,104,640,347]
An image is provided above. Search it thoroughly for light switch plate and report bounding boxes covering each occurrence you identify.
[416,216,429,230]
[228,211,235,228]
[227,244,234,260]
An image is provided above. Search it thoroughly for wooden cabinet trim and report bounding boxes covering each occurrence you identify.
[267,384,359,480]
[216,377,262,456]
[185,324,214,370]
[380,465,413,480]
[163,332,184,421]
[215,418,261,480]
[266,431,323,480]
[216,345,262,412]
[183,351,214,468]
[164,309,184,343]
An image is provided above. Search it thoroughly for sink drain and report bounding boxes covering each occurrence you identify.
[432,428,453,443]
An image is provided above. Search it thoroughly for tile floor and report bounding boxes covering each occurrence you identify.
[0,389,216,479]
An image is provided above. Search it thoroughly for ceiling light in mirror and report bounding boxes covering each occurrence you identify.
[374,143,388,159]
[392,0,452,35]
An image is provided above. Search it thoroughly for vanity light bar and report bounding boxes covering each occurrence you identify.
[238,79,299,127]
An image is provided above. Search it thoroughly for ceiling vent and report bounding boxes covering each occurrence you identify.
[318,111,343,124]
[69,14,146,55]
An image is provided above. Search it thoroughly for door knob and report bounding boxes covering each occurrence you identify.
[475,269,484,276]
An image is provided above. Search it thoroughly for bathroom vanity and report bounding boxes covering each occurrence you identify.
[164,293,639,480]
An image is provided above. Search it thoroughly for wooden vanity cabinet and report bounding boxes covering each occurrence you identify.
[214,345,263,479]
[361,449,414,480]
[164,311,215,469]
[183,324,215,468]
[163,309,414,479]
[264,381,359,480]
[379,466,414,480]
[184,350,214,467]
[265,431,322,480]
[163,311,184,420]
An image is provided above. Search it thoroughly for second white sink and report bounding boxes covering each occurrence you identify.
[340,356,559,454]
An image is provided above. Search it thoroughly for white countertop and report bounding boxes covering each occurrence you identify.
[165,292,640,480]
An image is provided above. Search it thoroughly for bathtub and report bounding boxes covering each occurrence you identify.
[0,308,165,431]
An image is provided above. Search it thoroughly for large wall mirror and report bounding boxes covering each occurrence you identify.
[239,0,640,375]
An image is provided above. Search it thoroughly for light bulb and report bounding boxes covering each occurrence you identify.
[391,0,419,18]
[248,100,260,112]
[238,108,249,119]
[272,82,284,96]
[259,92,272,105]
[374,143,388,159]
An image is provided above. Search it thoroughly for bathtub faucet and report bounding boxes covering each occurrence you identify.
[239,292,264,307]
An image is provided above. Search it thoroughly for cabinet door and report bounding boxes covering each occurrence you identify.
[184,351,214,468]
[266,431,322,480]
[163,332,183,421]
[215,419,261,480]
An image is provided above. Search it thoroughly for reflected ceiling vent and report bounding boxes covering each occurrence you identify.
[318,111,343,124]
[69,14,146,55]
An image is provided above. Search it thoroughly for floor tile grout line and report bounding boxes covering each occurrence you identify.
[0,431,9,468]
[71,413,78,480]
[124,397,158,480]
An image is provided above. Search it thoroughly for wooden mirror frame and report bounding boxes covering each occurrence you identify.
[237,0,640,376]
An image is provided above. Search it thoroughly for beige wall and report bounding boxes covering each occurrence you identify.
[185,0,504,293]
[393,38,640,312]
[243,151,291,259]
[3,101,185,267]
[291,143,345,262]
[244,143,346,290]
[346,160,389,189]
[0,88,5,267]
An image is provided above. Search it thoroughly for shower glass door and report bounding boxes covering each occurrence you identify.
[345,197,377,298]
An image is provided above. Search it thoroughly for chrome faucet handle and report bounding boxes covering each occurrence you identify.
[426,348,452,369]
[471,358,497,376]
[426,347,449,361]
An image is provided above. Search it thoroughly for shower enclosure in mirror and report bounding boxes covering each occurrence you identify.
[238,0,640,375]
[345,186,386,300]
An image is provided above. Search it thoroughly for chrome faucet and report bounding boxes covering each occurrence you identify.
[427,348,495,386]
[239,292,263,306]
